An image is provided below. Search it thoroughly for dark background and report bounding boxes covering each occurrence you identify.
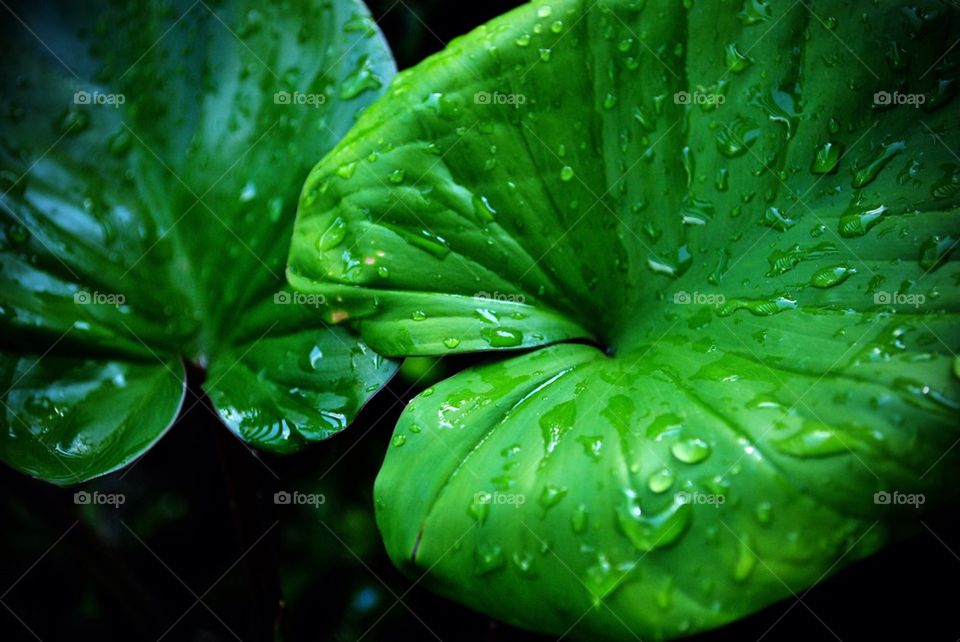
[2,1,959,640]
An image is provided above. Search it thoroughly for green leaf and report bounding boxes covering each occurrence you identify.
[0,0,397,483]
[289,0,960,638]
[205,315,395,454]
[0,353,185,486]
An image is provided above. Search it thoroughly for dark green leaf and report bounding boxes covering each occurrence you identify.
[0,0,397,483]
[0,352,185,486]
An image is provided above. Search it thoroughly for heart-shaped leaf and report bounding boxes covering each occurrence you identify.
[289,0,960,638]
[0,0,397,484]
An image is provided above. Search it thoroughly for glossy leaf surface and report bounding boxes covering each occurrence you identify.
[0,0,397,483]
[289,0,960,638]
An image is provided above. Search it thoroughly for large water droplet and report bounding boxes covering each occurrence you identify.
[616,490,692,551]
[647,468,676,493]
[717,118,760,158]
[811,142,843,174]
[852,140,905,187]
[481,327,524,347]
[810,264,856,288]
[918,235,956,271]
[317,217,347,250]
[671,438,711,464]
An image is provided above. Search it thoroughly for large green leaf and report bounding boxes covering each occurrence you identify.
[0,0,397,484]
[289,0,960,638]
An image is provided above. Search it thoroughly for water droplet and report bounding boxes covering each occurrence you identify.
[481,327,523,347]
[512,551,536,577]
[382,223,450,258]
[443,337,461,349]
[733,534,756,581]
[671,438,711,464]
[339,55,383,100]
[616,490,692,551]
[538,485,567,512]
[681,146,695,188]
[810,264,856,288]
[931,164,960,198]
[760,206,797,231]
[838,203,887,238]
[317,217,347,250]
[716,168,729,192]
[647,468,676,493]
[539,399,576,455]
[647,245,693,278]
[852,140,905,188]
[923,78,957,112]
[719,296,798,317]
[473,194,497,223]
[474,543,505,576]
[411,310,427,321]
[560,165,575,182]
[267,197,283,222]
[754,85,801,138]
[469,493,490,524]
[725,43,751,73]
[811,142,843,174]
[308,345,324,368]
[336,161,357,179]
[770,421,849,456]
[239,181,257,202]
[576,434,604,460]
[766,241,837,276]
[918,235,956,271]
[717,118,760,158]
[738,0,772,25]
[572,504,589,534]
[585,553,615,601]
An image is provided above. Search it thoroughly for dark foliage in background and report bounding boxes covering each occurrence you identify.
[1,1,958,640]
